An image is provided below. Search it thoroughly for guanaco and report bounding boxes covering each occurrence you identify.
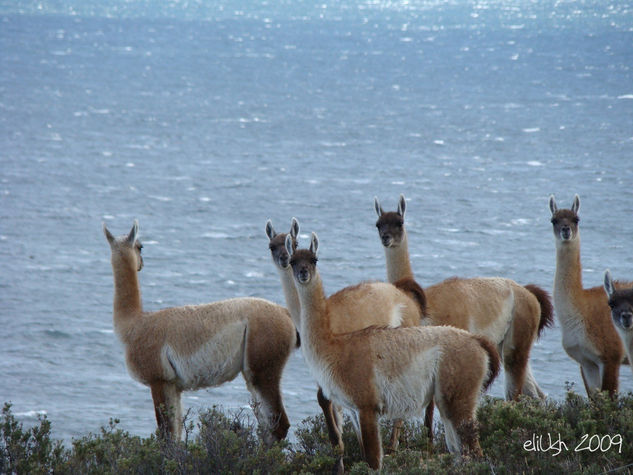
[375,194,553,401]
[104,220,297,445]
[550,195,625,396]
[266,218,424,456]
[604,270,633,378]
[287,231,499,470]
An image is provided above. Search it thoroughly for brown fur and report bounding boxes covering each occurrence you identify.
[550,195,626,397]
[472,335,502,392]
[268,220,424,456]
[456,420,483,457]
[105,221,296,444]
[424,277,514,331]
[327,280,421,332]
[524,284,555,337]
[376,195,549,401]
[605,274,633,377]
[289,234,499,470]
[394,276,427,315]
[391,275,433,449]
[150,381,172,438]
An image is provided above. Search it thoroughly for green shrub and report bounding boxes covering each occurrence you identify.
[2,392,632,474]
[65,419,166,474]
[476,391,633,474]
[0,403,65,474]
[192,406,292,474]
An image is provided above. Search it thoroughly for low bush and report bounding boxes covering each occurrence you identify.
[1,390,632,474]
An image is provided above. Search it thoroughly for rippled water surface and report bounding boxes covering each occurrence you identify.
[1,0,632,442]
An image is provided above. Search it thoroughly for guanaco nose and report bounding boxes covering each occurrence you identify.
[621,311,633,329]
[278,250,290,268]
[560,225,572,240]
[297,265,310,283]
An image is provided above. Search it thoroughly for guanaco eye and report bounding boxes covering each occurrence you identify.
[572,217,579,224]
[550,218,558,225]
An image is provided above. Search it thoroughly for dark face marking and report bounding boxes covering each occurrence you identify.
[608,288,633,331]
[375,212,405,248]
[135,240,144,271]
[289,249,317,285]
[550,209,579,242]
[269,233,296,269]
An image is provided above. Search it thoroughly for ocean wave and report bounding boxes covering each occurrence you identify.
[15,410,47,418]
[202,231,230,239]
[148,195,172,202]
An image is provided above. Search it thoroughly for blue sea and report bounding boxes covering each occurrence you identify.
[1,0,632,443]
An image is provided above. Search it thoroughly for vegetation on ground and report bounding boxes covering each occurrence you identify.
[2,388,633,474]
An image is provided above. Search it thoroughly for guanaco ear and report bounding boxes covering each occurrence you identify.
[374,197,383,217]
[284,234,294,257]
[398,194,406,217]
[265,219,276,240]
[310,232,319,256]
[549,195,558,215]
[127,220,139,245]
[604,270,616,298]
[103,223,115,245]
[290,217,299,239]
[571,194,580,214]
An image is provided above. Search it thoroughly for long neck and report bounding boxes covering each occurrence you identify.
[385,229,414,283]
[296,272,331,344]
[111,257,143,323]
[278,266,302,329]
[554,236,583,299]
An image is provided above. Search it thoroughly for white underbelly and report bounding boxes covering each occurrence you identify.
[162,321,246,390]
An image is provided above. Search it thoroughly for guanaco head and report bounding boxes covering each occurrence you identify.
[375,194,407,248]
[287,232,319,285]
[266,218,299,270]
[103,220,144,272]
[604,270,633,331]
[549,194,580,243]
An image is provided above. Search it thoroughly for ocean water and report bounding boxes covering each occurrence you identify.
[1,0,632,444]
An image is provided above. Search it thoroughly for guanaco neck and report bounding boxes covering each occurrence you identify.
[111,256,143,331]
[553,235,584,305]
[295,272,332,346]
[385,229,414,283]
[278,266,302,329]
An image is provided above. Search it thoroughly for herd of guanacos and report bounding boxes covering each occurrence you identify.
[103,193,633,471]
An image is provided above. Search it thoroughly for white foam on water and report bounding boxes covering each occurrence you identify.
[15,410,48,418]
